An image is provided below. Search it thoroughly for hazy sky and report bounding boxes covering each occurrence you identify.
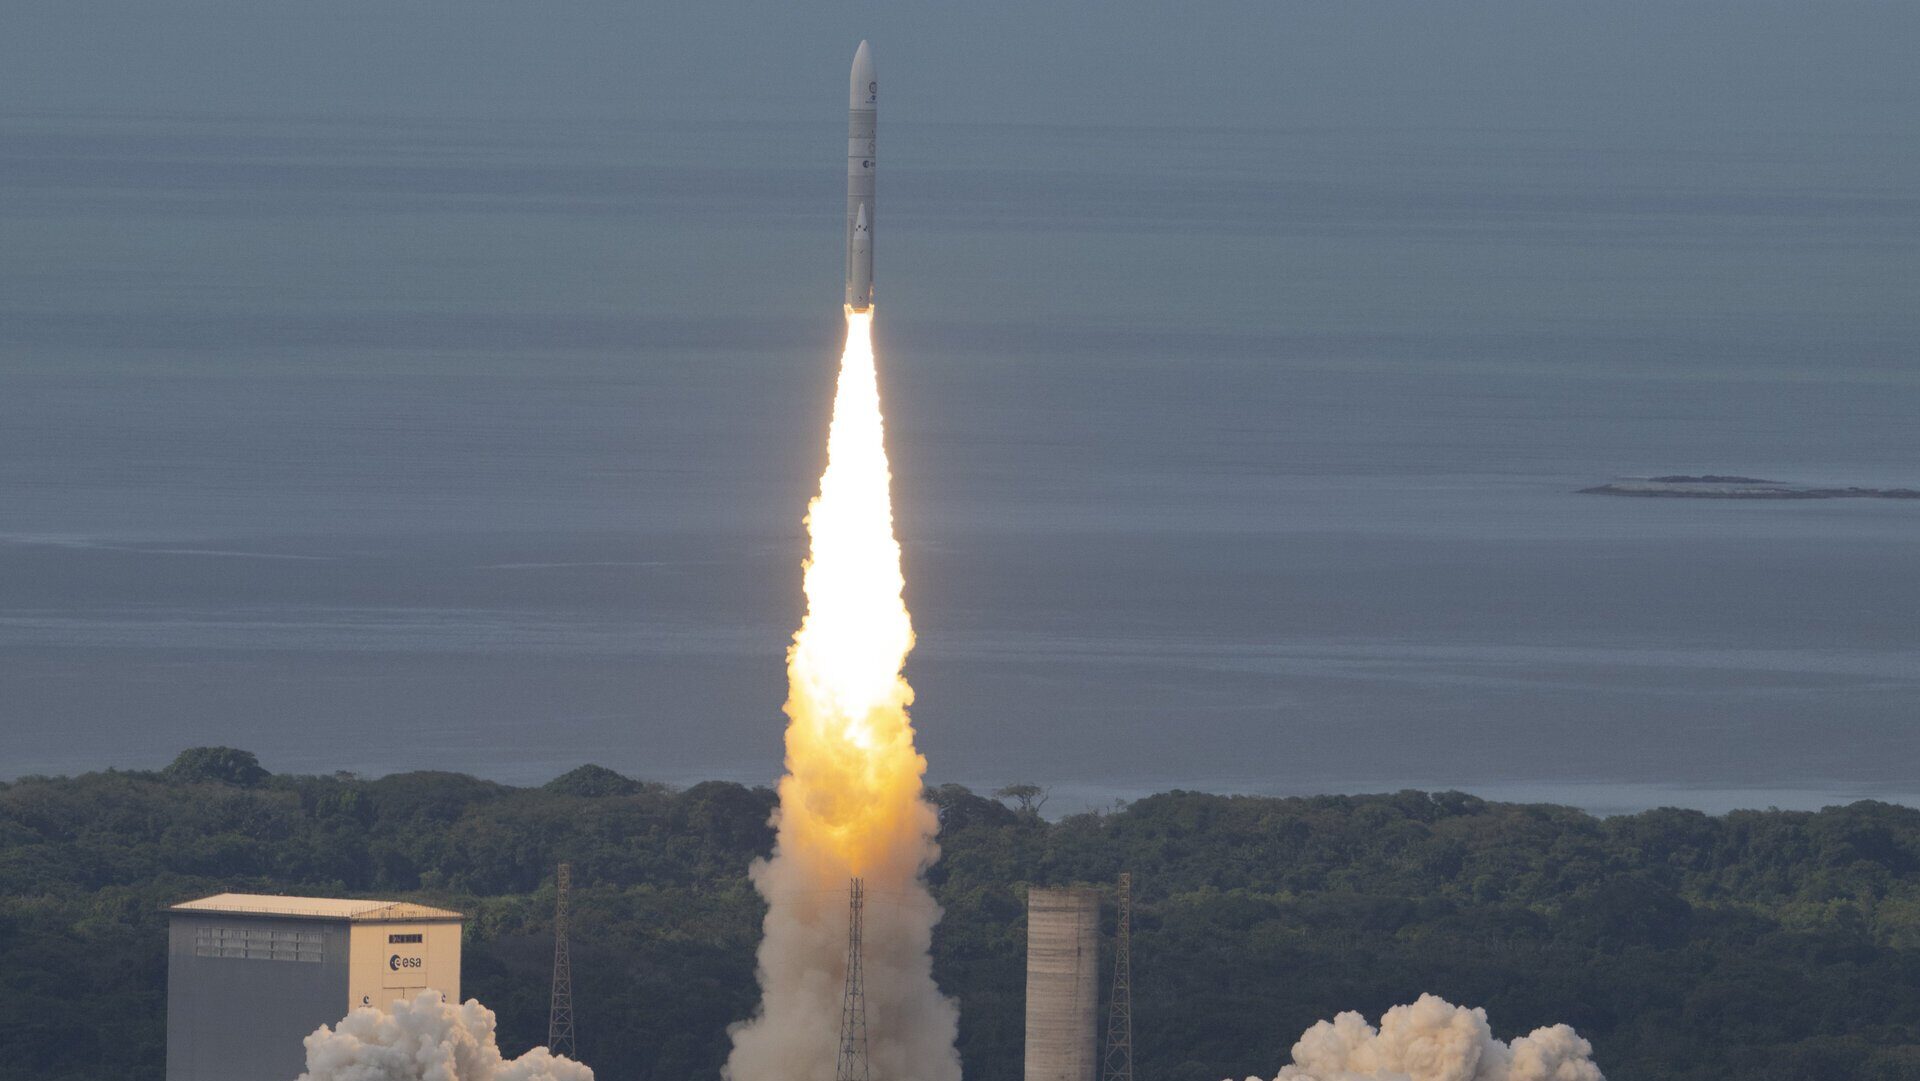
[5,2,1918,807]
[9,1,1919,132]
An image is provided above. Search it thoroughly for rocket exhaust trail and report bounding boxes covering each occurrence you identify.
[726,43,959,1081]
[724,315,959,1081]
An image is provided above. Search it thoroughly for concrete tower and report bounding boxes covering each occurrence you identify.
[1024,887,1101,1081]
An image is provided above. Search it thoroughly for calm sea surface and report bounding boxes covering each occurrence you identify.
[3,114,1916,813]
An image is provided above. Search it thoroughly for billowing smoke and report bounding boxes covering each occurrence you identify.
[1246,994,1603,1081]
[299,990,592,1081]
[724,313,961,1081]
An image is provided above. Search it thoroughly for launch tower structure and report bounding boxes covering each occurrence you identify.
[1103,873,1134,1081]
[549,862,576,1058]
[836,878,872,1081]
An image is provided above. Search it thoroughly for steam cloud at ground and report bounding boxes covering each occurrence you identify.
[1243,994,1604,1081]
[299,991,592,1081]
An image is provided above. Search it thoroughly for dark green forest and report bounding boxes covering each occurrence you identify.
[6,748,1920,1080]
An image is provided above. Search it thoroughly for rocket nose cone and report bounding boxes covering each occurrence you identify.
[850,41,875,109]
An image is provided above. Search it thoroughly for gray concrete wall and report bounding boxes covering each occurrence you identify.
[165,913,350,1081]
[1024,886,1102,1081]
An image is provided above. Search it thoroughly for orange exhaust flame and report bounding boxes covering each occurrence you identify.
[780,309,927,876]
[725,311,959,1081]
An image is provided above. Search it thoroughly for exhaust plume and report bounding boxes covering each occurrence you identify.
[725,312,961,1081]
[299,991,592,1081]
[1242,994,1603,1081]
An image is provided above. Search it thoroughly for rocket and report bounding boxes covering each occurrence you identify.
[846,40,876,313]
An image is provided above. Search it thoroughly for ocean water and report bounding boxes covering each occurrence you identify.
[2,113,1916,813]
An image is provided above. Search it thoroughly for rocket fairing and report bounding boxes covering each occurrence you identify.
[846,40,876,313]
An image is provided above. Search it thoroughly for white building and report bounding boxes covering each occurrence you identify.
[165,892,462,1081]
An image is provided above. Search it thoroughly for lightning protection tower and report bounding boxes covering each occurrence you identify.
[1102,873,1133,1081]
[836,878,872,1081]
[548,862,576,1059]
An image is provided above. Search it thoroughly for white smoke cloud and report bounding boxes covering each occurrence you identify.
[299,990,592,1081]
[1243,994,1604,1081]
[725,813,960,1081]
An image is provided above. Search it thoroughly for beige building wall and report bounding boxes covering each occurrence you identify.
[346,920,462,1014]
[1024,886,1102,1081]
[167,894,466,1081]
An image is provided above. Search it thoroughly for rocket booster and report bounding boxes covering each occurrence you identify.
[846,40,876,313]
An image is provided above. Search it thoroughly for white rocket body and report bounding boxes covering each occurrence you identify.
[846,40,876,312]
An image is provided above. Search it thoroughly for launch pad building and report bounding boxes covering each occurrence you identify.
[165,892,462,1081]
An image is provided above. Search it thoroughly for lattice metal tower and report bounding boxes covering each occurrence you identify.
[548,862,576,1059]
[836,878,872,1081]
[1102,872,1133,1081]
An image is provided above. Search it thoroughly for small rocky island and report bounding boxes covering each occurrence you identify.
[1581,475,1920,499]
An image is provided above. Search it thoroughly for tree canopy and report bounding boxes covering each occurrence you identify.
[4,752,1919,1080]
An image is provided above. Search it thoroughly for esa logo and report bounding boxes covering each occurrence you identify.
[389,954,423,971]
